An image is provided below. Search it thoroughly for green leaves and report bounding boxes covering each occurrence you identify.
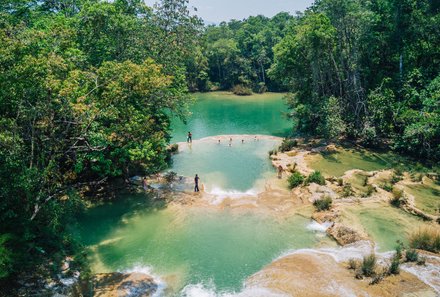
[0,0,197,285]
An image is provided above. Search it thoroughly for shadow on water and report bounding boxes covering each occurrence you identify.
[72,192,166,247]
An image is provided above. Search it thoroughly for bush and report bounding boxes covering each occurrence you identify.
[167,143,179,154]
[337,178,344,186]
[370,273,384,285]
[390,174,403,184]
[361,254,377,277]
[268,149,278,157]
[232,84,253,96]
[411,173,424,182]
[362,175,369,187]
[288,172,304,189]
[395,241,403,260]
[256,82,267,94]
[405,249,419,262]
[313,196,332,211]
[409,227,440,253]
[348,258,358,270]
[164,171,177,183]
[279,138,298,152]
[381,183,393,192]
[388,258,400,275]
[305,171,326,186]
[390,187,405,207]
[341,183,354,197]
[365,185,375,197]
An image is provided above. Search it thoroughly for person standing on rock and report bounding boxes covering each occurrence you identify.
[187,132,192,143]
[277,165,283,179]
[194,174,200,192]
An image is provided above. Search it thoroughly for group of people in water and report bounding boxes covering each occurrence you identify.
[146,132,280,192]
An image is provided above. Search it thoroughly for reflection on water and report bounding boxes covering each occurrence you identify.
[171,92,292,143]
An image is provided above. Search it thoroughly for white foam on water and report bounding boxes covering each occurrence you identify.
[207,187,259,205]
[275,240,377,264]
[121,264,167,297]
[180,282,288,297]
[306,220,333,232]
[402,256,440,294]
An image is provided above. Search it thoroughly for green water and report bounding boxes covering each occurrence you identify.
[78,195,324,293]
[405,181,440,216]
[171,92,292,142]
[346,205,425,252]
[76,92,431,295]
[307,148,394,177]
[171,138,279,192]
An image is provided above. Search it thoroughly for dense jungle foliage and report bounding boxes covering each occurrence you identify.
[0,0,439,292]
[0,0,202,290]
[198,0,440,162]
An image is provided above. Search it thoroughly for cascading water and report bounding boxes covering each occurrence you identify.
[75,92,440,296]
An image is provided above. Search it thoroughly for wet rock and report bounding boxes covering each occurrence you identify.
[327,223,366,246]
[92,272,157,297]
[246,250,437,297]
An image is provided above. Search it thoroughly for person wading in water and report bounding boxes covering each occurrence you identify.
[194,174,200,192]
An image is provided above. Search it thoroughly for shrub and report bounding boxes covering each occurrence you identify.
[341,183,354,197]
[348,258,358,270]
[409,227,440,253]
[164,171,177,183]
[381,183,393,192]
[232,84,252,96]
[405,249,419,262]
[390,174,403,184]
[388,258,400,275]
[167,143,178,154]
[411,173,424,182]
[268,149,278,157]
[394,167,404,177]
[361,254,377,277]
[279,138,298,152]
[365,185,375,197]
[362,175,369,187]
[392,187,404,199]
[256,82,267,94]
[288,172,304,189]
[305,171,326,186]
[370,273,384,285]
[390,187,405,207]
[313,196,332,211]
[337,178,344,186]
[395,241,403,260]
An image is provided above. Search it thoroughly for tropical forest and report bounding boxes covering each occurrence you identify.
[0,0,439,296]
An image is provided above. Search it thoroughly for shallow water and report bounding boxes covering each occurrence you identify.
[171,138,279,192]
[76,92,438,296]
[171,92,292,142]
[404,180,440,216]
[306,148,394,177]
[78,195,328,294]
[343,204,425,251]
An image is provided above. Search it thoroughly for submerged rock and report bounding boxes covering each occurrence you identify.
[92,272,157,297]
